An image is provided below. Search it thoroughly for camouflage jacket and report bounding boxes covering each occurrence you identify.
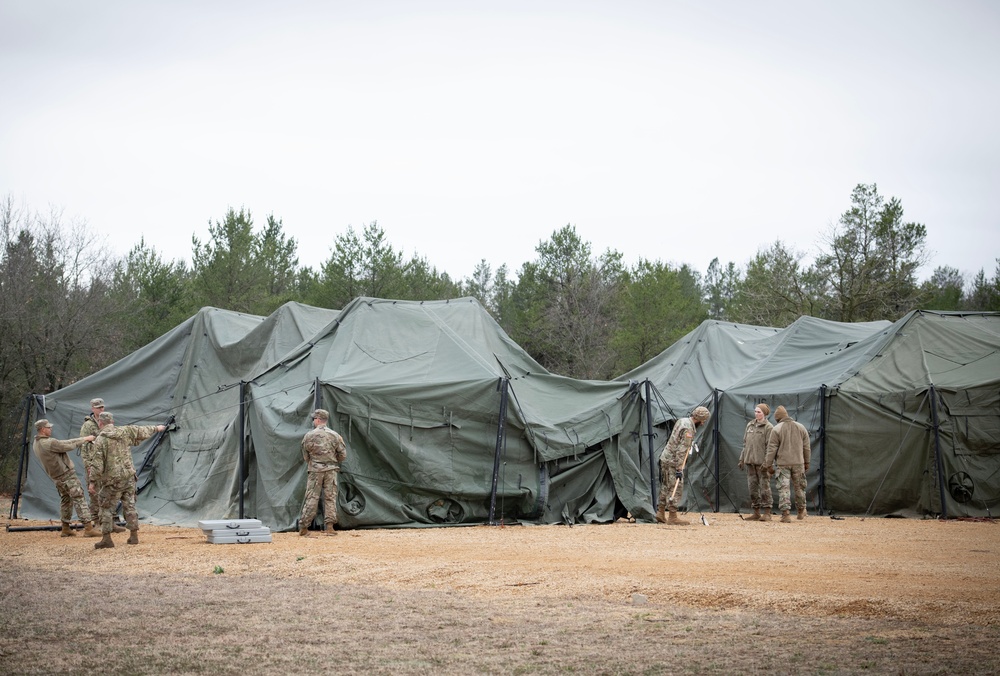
[33,435,89,481]
[660,417,699,467]
[93,423,159,484]
[302,425,347,472]
[79,414,99,470]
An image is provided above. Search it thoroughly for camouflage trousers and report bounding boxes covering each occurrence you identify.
[746,464,772,511]
[97,477,138,534]
[84,465,100,523]
[300,469,340,527]
[656,458,684,511]
[775,465,807,512]
[53,471,93,524]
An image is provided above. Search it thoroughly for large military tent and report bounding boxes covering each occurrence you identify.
[16,302,998,530]
[14,298,660,530]
[619,311,1000,518]
[15,301,340,527]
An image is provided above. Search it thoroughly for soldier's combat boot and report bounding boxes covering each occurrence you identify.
[780,510,791,523]
[324,523,337,536]
[655,507,667,524]
[60,522,75,537]
[83,521,100,537]
[746,508,762,521]
[94,533,114,549]
[126,530,139,545]
[761,509,772,522]
[299,525,310,536]
[666,507,690,526]
[112,523,127,533]
[797,507,807,520]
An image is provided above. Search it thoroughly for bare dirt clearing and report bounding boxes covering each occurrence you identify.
[2,509,998,674]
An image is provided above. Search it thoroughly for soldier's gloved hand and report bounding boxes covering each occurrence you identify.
[674,470,683,479]
[804,464,810,472]
[768,466,775,475]
[737,461,745,470]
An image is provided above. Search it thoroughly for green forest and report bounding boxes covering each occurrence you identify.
[2,182,998,490]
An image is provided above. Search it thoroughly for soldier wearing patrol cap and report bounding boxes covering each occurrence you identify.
[91,411,166,549]
[32,419,99,537]
[79,398,124,532]
[298,409,347,536]
[655,405,711,525]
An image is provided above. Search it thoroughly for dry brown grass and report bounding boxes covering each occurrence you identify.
[2,503,999,675]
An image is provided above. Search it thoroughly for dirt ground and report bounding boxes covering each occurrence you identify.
[2,506,999,675]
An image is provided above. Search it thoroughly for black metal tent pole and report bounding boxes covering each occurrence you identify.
[929,385,948,519]
[644,380,657,509]
[9,394,36,519]
[313,377,323,411]
[238,380,246,519]
[818,384,827,515]
[136,416,175,494]
[712,388,721,512]
[488,377,509,526]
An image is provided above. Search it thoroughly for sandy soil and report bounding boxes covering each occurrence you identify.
[4,511,997,626]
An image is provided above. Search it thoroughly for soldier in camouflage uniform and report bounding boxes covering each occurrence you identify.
[32,419,100,537]
[737,403,774,521]
[79,397,125,533]
[655,406,711,526]
[299,408,347,536]
[91,411,165,549]
[763,405,811,523]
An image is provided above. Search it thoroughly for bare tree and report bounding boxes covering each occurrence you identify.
[0,195,122,489]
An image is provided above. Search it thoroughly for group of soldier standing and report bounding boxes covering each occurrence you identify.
[31,400,348,543]
[656,402,811,524]
[31,398,166,548]
[34,398,804,538]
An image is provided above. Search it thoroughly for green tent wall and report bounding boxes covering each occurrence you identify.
[621,311,1000,518]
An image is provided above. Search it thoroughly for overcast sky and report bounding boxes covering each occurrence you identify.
[2,1,998,285]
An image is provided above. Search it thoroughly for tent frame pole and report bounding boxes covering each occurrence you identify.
[312,376,328,526]
[9,395,36,519]
[712,389,721,512]
[238,380,247,520]
[929,385,948,519]
[488,377,509,526]
[818,384,827,515]
[644,380,657,510]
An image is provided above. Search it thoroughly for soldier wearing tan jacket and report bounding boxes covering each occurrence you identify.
[32,419,99,537]
[764,405,811,523]
[738,403,774,521]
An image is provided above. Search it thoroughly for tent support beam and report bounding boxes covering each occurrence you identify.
[818,384,827,515]
[930,385,948,518]
[644,380,657,510]
[488,377,509,526]
[9,395,36,520]
[712,389,721,512]
[238,380,247,520]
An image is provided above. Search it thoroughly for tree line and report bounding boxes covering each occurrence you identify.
[2,184,998,489]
